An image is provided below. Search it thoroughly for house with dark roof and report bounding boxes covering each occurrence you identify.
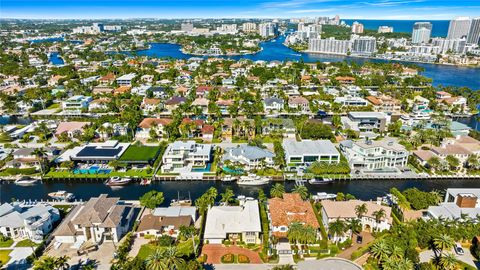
[165,96,187,111]
[53,194,136,243]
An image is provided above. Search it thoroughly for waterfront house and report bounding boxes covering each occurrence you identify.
[136,118,172,140]
[222,145,274,170]
[6,148,42,170]
[204,197,261,244]
[53,194,136,244]
[55,140,130,164]
[321,200,392,242]
[62,95,92,112]
[268,193,319,239]
[426,188,480,220]
[282,139,340,170]
[161,141,212,173]
[339,137,409,172]
[136,206,196,238]
[0,202,60,243]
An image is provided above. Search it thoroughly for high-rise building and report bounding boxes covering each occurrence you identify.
[242,22,257,32]
[308,38,351,55]
[412,22,432,44]
[447,17,472,39]
[467,18,480,45]
[351,36,377,54]
[351,21,364,34]
[432,37,467,54]
[259,23,277,37]
[298,22,305,32]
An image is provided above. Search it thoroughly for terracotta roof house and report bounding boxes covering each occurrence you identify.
[268,193,319,238]
[141,98,162,113]
[114,86,131,95]
[98,73,116,85]
[196,86,213,98]
[55,121,90,139]
[288,96,309,112]
[335,76,356,84]
[136,118,173,140]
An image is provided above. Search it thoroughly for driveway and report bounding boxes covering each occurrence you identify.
[419,247,479,268]
[337,232,374,260]
[202,244,263,264]
[276,242,294,265]
[4,247,34,270]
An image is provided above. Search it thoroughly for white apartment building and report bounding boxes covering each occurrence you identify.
[378,26,393,33]
[242,22,257,32]
[351,36,377,55]
[259,22,277,37]
[467,18,480,45]
[351,21,364,34]
[308,38,351,55]
[432,38,467,54]
[161,141,212,173]
[447,17,472,39]
[412,22,432,44]
[339,138,409,172]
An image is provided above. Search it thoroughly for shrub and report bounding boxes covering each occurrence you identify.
[221,253,234,263]
[238,254,250,263]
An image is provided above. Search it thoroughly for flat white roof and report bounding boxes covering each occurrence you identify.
[282,139,339,157]
[116,73,136,80]
[204,200,261,240]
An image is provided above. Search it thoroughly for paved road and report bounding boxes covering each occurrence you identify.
[419,248,479,268]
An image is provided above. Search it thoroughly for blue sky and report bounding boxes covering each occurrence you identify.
[1,0,479,19]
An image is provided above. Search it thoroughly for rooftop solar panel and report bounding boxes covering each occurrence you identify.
[76,146,123,157]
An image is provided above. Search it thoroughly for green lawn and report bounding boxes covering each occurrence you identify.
[0,239,13,248]
[0,250,12,266]
[136,239,195,259]
[15,239,38,247]
[119,146,160,162]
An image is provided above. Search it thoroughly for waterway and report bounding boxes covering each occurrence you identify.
[1,179,480,204]
[133,35,480,89]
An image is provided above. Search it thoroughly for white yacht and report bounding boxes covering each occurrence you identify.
[14,176,38,186]
[237,174,271,186]
[48,190,75,201]
[221,175,238,182]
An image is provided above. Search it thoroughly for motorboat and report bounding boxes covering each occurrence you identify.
[308,178,334,185]
[105,176,132,186]
[48,190,75,201]
[221,175,238,182]
[312,192,337,201]
[171,192,192,206]
[237,174,271,186]
[14,176,38,186]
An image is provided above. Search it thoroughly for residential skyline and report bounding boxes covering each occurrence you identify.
[2,0,480,20]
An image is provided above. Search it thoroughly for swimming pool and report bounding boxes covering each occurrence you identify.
[191,163,212,172]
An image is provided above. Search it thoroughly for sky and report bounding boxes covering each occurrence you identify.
[1,0,480,20]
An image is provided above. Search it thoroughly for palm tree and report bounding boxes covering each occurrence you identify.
[161,246,186,270]
[272,265,294,270]
[433,234,455,258]
[146,249,165,270]
[328,219,346,243]
[33,256,57,270]
[372,209,386,225]
[348,218,362,238]
[354,203,368,219]
[292,184,309,200]
[439,253,459,270]
[55,255,70,270]
[389,245,404,260]
[33,148,47,175]
[220,188,234,205]
[270,183,285,198]
[370,240,390,262]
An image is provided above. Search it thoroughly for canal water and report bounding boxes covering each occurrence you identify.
[2,179,480,204]
[133,35,480,90]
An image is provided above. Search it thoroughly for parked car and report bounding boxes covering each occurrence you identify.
[455,243,464,255]
[356,235,363,244]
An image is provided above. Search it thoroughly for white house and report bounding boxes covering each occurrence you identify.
[161,141,212,173]
[263,97,284,112]
[222,145,274,170]
[116,73,136,86]
[282,139,340,170]
[0,202,60,243]
[62,95,92,111]
[204,197,261,244]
